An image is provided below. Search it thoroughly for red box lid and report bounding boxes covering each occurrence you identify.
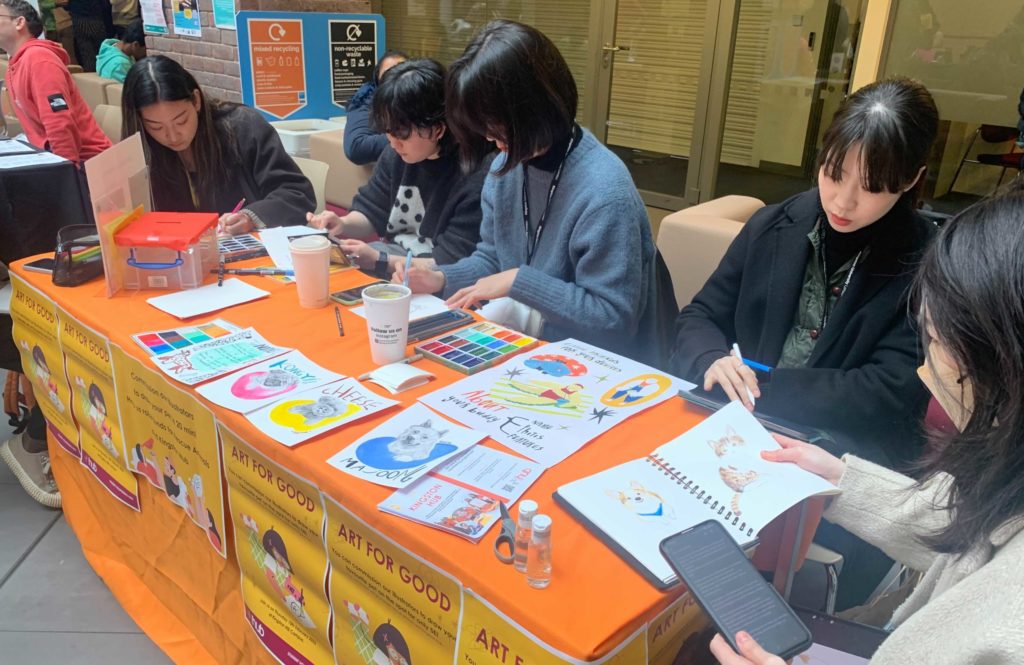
[114,212,218,251]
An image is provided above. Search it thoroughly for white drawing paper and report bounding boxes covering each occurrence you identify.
[151,328,290,385]
[146,278,269,319]
[196,350,346,413]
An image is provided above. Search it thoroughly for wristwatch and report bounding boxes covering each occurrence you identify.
[373,251,390,277]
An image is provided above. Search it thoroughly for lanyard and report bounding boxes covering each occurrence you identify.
[521,125,577,265]
[818,223,862,331]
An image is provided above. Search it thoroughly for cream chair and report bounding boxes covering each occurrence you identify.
[291,155,329,214]
[308,129,373,209]
[0,80,21,137]
[71,72,116,110]
[105,83,123,107]
[92,104,122,143]
[656,195,764,310]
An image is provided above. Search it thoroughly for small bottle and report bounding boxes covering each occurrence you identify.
[513,499,538,573]
[526,514,552,589]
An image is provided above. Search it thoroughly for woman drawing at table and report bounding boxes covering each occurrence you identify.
[121,55,316,235]
[395,21,672,365]
[711,186,1024,665]
[308,58,489,278]
[671,78,938,468]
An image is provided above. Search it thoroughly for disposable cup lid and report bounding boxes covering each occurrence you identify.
[290,235,330,251]
[363,284,411,300]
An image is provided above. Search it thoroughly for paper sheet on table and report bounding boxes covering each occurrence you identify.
[350,294,449,320]
[260,226,326,271]
[150,328,290,385]
[0,140,35,155]
[0,151,68,169]
[146,278,269,318]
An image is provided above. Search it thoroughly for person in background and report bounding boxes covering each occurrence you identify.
[396,21,672,366]
[711,186,1024,665]
[96,18,144,82]
[308,58,488,278]
[0,0,111,164]
[63,0,113,72]
[122,55,316,234]
[343,49,408,165]
[36,0,57,38]
[109,0,137,37]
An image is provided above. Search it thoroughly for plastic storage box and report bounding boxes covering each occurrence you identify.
[270,119,346,157]
[113,212,219,290]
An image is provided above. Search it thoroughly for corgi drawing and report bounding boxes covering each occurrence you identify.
[606,480,676,521]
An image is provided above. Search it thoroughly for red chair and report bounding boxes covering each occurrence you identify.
[948,125,1022,195]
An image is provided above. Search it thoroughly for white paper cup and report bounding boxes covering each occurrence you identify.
[362,283,412,364]
[289,235,331,308]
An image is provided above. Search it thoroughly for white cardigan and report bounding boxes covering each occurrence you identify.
[824,456,1024,664]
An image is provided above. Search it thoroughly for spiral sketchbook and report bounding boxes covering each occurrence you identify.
[554,401,839,588]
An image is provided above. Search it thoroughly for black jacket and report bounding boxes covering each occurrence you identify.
[670,188,935,466]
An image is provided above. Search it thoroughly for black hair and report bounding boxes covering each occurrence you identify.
[31,345,48,372]
[912,183,1024,555]
[121,55,233,206]
[371,58,453,153]
[373,50,408,85]
[818,77,937,199]
[122,19,146,48]
[0,0,42,37]
[446,20,577,174]
[88,383,105,410]
[262,528,291,571]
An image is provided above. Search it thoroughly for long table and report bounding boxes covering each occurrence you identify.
[10,258,820,665]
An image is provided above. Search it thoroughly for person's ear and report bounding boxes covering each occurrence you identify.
[433,124,446,142]
[191,89,202,112]
[904,165,927,192]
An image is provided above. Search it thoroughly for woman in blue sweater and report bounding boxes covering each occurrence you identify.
[397,21,669,365]
[343,50,407,165]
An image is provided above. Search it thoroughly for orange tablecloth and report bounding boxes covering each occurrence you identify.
[14,259,819,664]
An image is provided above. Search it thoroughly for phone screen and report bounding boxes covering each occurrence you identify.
[24,258,56,274]
[661,521,811,659]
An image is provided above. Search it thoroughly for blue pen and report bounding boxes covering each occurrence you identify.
[741,357,773,374]
[402,250,413,287]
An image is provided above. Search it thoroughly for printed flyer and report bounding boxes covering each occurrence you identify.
[151,328,290,386]
[58,308,140,510]
[457,591,647,665]
[222,425,334,665]
[8,275,78,456]
[378,445,542,542]
[171,0,201,37]
[197,350,345,414]
[421,339,689,466]
[325,497,463,665]
[113,347,226,556]
[326,403,486,489]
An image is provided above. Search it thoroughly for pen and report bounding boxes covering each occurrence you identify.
[209,268,294,276]
[731,343,757,407]
[334,305,345,337]
[357,353,424,381]
[217,256,224,287]
[402,250,413,287]
[230,198,246,214]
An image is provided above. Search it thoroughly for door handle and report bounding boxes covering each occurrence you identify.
[602,43,630,53]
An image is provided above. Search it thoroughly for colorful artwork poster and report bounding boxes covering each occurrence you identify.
[324,496,462,665]
[8,275,78,456]
[326,403,485,489]
[457,590,647,665]
[150,328,291,386]
[222,425,334,665]
[421,339,690,467]
[646,594,709,665]
[113,347,227,557]
[212,0,236,29]
[171,0,201,37]
[58,309,140,510]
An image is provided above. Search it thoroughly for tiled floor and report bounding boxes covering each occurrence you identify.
[0,421,171,664]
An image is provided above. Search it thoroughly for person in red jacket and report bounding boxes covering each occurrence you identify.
[0,0,111,164]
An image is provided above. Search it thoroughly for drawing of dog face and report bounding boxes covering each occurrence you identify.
[386,420,447,462]
[231,369,299,399]
[605,481,675,520]
[290,396,350,427]
[708,426,745,458]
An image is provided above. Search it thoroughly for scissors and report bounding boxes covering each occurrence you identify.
[493,502,517,564]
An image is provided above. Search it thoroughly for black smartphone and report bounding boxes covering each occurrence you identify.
[660,520,812,661]
[407,309,474,342]
[677,387,834,445]
[330,280,389,305]
[23,257,56,274]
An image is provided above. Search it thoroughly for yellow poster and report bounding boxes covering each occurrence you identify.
[646,593,708,665]
[113,347,226,556]
[221,425,334,665]
[324,496,463,665]
[7,275,78,456]
[58,308,139,510]
[458,591,647,665]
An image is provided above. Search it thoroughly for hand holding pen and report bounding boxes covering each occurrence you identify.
[703,343,761,411]
[218,198,252,236]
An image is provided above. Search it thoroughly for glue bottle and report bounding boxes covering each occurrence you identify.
[526,514,552,589]
[513,499,538,573]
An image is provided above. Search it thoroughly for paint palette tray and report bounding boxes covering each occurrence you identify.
[131,319,241,355]
[415,322,538,374]
[218,233,268,261]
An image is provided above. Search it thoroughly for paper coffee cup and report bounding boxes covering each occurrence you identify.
[290,235,331,308]
[362,284,412,364]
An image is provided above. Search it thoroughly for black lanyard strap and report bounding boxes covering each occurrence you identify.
[521,125,577,265]
[818,223,862,331]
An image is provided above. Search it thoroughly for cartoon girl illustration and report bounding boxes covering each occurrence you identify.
[130,440,160,486]
[162,456,190,510]
[373,622,412,665]
[76,377,115,455]
[230,369,299,401]
[25,344,63,412]
[257,526,315,628]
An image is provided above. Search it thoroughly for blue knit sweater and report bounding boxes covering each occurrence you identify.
[439,129,661,363]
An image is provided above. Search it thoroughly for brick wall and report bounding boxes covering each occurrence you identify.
[148,0,370,103]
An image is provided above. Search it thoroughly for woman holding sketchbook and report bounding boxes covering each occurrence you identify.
[712,188,1024,664]
[121,56,316,235]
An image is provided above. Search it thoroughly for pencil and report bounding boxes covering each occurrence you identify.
[358,353,423,380]
[334,305,345,337]
[402,250,413,287]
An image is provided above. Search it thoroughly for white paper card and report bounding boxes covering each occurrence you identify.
[151,328,290,385]
[351,294,449,321]
[260,225,326,271]
[196,350,346,413]
[146,278,269,319]
[0,151,68,168]
[0,140,35,155]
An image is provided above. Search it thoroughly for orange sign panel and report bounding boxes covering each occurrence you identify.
[248,19,308,119]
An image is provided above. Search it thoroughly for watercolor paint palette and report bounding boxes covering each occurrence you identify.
[415,322,538,374]
[218,233,267,258]
[131,319,241,355]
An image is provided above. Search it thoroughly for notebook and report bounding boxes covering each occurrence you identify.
[554,402,839,588]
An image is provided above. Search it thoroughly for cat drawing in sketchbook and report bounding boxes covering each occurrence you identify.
[708,426,764,517]
[356,420,458,470]
[606,480,677,521]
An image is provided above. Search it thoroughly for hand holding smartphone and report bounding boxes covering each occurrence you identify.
[660,520,812,661]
